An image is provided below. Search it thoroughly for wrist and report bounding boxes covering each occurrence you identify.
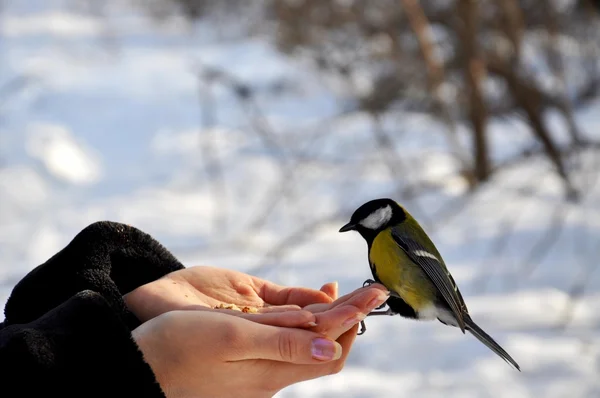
[124,286,152,322]
[132,322,175,398]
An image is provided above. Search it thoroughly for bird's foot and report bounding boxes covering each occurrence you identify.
[366,308,395,317]
[357,308,395,336]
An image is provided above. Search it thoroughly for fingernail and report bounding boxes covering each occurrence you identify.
[342,313,366,327]
[305,321,318,327]
[311,338,342,361]
[367,291,389,310]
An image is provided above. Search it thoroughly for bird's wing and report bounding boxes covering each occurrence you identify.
[390,227,467,332]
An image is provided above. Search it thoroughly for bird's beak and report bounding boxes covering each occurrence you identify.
[339,222,355,233]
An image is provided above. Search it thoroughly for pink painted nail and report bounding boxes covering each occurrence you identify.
[311,338,342,361]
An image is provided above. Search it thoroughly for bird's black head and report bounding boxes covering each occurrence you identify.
[339,198,406,242]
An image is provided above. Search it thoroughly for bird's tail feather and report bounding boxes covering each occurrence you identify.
[464,316,521,371]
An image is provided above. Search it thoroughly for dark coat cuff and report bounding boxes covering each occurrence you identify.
[3,221,185,329]
[0,290,166,397]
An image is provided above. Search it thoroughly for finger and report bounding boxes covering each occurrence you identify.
[181,306,317,328]
[301,287,371,315]
[311,287,389,339]
[237,322,342,365]
[256,304,303,313]
[320,282,338,300]
[329,283,388,307]
[337,323,359,357]
[301,302,331,314]
[234,310,318,328]
[325,323,359,372]
[258,280,334,307]
[332,323,359,364]
[263,323,360,391]
[312,304,363,340]
[303,283,388,314]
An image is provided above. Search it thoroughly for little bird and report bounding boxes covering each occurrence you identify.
[339,198,521,371]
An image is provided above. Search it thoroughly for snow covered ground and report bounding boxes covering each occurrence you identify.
[1,2,599,397]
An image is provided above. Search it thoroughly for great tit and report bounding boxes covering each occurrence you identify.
[339,198,521,371]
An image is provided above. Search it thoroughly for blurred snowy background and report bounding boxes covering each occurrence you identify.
[1,0,600,396]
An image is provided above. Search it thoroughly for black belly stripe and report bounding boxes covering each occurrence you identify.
[386,296,418,319]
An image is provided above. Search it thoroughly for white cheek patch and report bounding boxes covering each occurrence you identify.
[360,205,392,229]
[412,250,439,261]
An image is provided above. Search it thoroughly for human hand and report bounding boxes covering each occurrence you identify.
[124,266,334,323]
[124,265,389,339]
[133,309,360,398]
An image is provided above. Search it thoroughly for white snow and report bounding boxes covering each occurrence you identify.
[1,11,102,37]
[0,2,599,397]
[26,122,102,184]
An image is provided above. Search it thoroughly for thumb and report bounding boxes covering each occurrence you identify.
[240,323,343,365]
[320,281,339,300]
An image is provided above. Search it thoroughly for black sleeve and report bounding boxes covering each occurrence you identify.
[0,290,166,398]
[3,221,185,330]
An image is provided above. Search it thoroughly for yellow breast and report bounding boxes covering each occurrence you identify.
[369,229,437,311]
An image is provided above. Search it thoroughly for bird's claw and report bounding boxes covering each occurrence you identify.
[358,279,392,335]
[362,279,377,287]
[358,320,367,335]
[358,280,374,336]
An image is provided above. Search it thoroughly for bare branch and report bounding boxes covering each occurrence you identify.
[457,0,490,184]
